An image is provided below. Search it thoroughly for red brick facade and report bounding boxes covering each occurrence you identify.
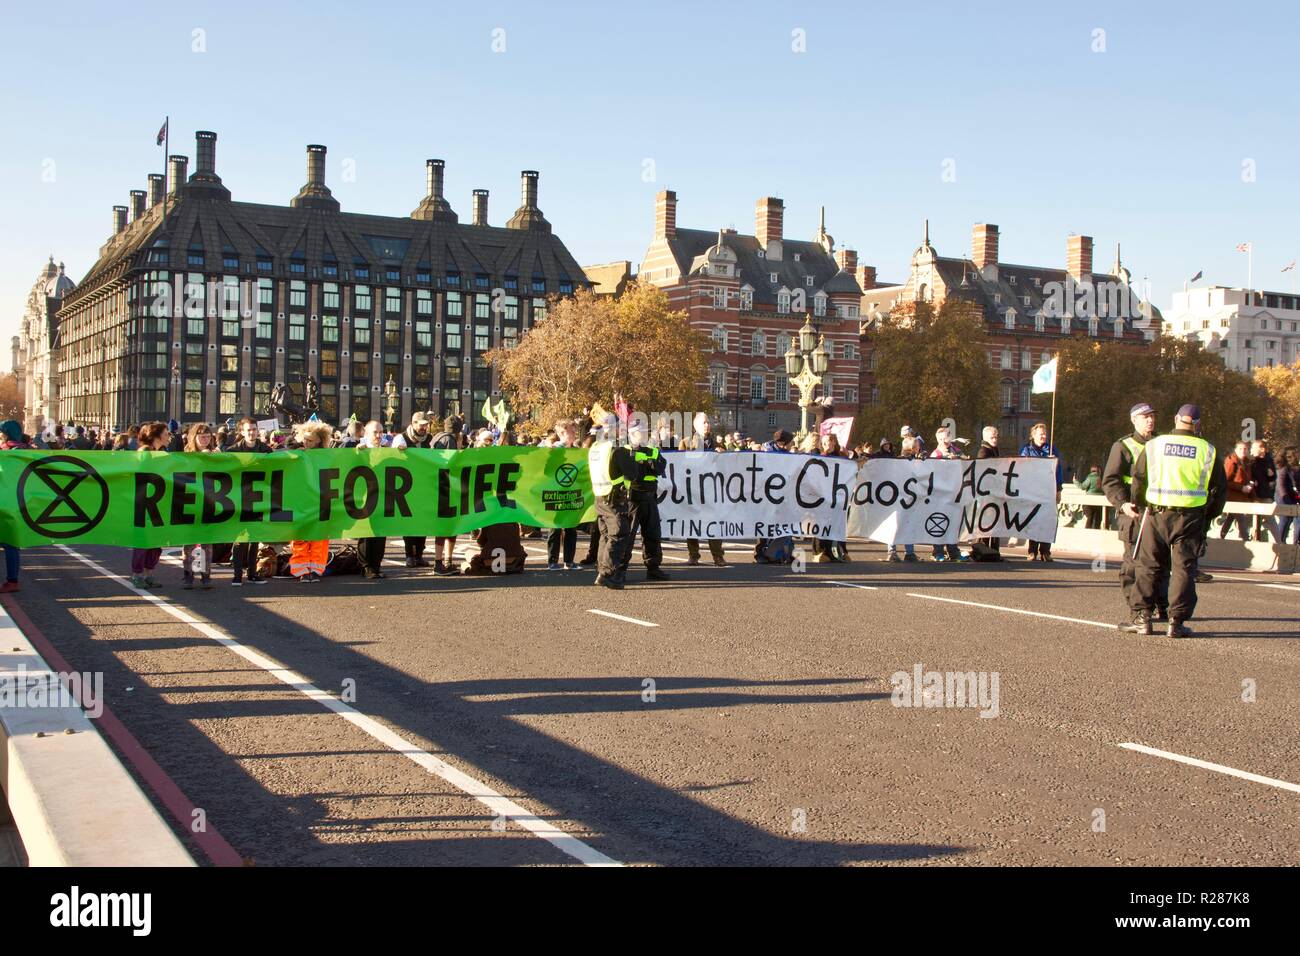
[639,191,864,435]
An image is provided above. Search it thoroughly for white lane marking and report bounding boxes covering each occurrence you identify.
[828,581,879,590]
[587,609,658,628]
[59,546,620,867]
[1118,743,1300,795]
[1259,583,1300,592]
[905,592,1117,630]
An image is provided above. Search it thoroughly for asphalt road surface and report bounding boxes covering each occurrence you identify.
[8,535,1298,867]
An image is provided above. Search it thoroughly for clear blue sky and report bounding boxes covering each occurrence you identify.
[4,0,1298,368]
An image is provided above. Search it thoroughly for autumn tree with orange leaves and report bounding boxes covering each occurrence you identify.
[488,282,713,433]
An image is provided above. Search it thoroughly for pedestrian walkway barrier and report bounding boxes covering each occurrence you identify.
[0,604,194,866]
[1055,488,1299,573]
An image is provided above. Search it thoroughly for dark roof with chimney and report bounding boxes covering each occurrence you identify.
[916,253,1162,330]
[66,166,587,308]
[668,227,861,305]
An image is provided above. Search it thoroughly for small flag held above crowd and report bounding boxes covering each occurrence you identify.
[1031,356,1058,394]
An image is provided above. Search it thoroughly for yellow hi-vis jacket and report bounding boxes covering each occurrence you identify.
[588,440,627,496]
[1143,434,1216,508]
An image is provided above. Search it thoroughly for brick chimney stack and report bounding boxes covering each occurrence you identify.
[472,189,488,226]
[655,190,677,240]
[1067,234,1094,283]
[972,223,999,280]
[130,190,146,222]
[835,248,858,272]
[112,205,128,235]
[756,197,783,260]
[856,265,878,291]
[147,174,165,207]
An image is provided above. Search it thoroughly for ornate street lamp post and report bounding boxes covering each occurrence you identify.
[384,374,398,431]
[784,316,830,440]
[171,361,181,424]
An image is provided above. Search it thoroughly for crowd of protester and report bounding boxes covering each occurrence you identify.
[1,410,1297,593]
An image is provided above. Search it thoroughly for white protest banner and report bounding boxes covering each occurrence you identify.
[257,418,280,433]
[658,451,852,540]
[847,457,1058,545]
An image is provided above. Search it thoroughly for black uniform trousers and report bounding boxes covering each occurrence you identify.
[630,491,663,570]
[403,537,427,561]
[1119,514,1167,613]
[1134,509,1204,623]
[595,489,635,583]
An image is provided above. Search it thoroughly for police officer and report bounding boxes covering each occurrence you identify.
[1102,401,1167,628]
[628,419,670,581]
[588,414,636,590]
[1128,404,1227,637]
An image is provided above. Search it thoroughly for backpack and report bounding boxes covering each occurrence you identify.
[758,535,795,563]
[430,431,456,449]
[324,545,363,576]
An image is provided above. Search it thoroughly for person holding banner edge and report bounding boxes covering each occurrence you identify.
[1127,405,1227,638]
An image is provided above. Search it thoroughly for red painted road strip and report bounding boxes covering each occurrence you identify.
[1,592,244,867]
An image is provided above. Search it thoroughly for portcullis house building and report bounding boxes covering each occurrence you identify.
[55,130,588,430]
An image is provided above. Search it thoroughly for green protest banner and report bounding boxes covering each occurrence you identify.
[0,447,595,549]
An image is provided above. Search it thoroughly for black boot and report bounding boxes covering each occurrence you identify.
[1167,620,1192,638]
[1122,610,1152,635]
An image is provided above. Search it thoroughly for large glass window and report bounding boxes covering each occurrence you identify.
[322,314,339,343]
[355,285,371,311]
[354,316,371,346]
[220,344,238,373]
[219,379,237,415]
[446,292,463,318]
[290,313,305,342]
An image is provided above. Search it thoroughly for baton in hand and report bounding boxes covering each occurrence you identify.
[1131,507,1149,561]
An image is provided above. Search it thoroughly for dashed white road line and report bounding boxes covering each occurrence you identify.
[587,609,658,627]
[1118,743,1300,795]
[828,581,879,590]
[904,592,1118,630]
[59,545,621,867]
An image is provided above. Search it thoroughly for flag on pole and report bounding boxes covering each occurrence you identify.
[1236,242,1252,253]
[1188,270,1203,284]
[1283,261,1296,273]
[613,393,633,424]
[156,118,168,146]
[1031,357,1058,394]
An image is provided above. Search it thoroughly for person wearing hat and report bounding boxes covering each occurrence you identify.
[588,413,637,590]
[391,411,435,567]
[1127,404,1227,637]
[627,418,670,581]
[1102,402,1168,627]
